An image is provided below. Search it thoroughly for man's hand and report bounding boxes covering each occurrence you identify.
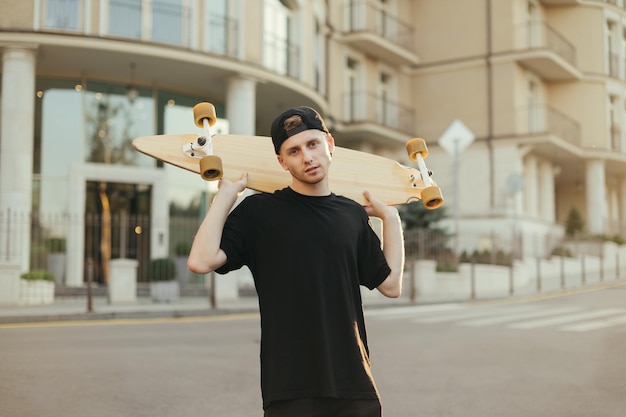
[362,190,398,220]
[217,172,248,197]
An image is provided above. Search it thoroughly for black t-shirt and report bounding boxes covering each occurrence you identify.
[216,187,391,409]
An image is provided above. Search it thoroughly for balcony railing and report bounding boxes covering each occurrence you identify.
[343,91,414,134]
[591,0,626,11]
[521,105,581,148]
[519,21,577,68]
[343,0,414,52]
[611,125,623,152]
[37,0,239,58]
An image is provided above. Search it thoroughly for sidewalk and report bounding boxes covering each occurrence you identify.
[0,291,465,325]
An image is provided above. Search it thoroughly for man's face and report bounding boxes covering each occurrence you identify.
[277,129,334,186]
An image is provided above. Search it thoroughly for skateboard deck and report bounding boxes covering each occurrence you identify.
[132,103,443,208]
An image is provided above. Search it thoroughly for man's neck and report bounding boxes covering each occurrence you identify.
[290,179,331,197]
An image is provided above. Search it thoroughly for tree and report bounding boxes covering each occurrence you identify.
[398,201,451,265]
[565,206,584,237]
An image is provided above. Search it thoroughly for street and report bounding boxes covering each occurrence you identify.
[1,287,626,417]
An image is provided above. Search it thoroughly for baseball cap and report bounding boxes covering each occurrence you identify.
[270,106,329,154]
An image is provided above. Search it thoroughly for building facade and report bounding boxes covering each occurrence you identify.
[0,0,624,290]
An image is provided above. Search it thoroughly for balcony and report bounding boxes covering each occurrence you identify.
[334,91,415,145]
[36,0,239,58]
[512,21,581,81]
[342,0,418,66]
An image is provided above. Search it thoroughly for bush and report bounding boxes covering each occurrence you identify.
[45,237,66,253]
[174,241,192,257]
[147,258,177,281]
[21,270,55,282]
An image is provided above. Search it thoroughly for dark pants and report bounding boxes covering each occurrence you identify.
[264,398,382,417]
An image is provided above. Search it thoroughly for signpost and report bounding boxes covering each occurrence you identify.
[438,120,475,259]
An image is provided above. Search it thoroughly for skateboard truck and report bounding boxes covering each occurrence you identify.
[185,102,223,181]
[405,138,444,209]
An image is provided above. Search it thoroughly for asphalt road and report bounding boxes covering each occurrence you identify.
[1,287,625,417]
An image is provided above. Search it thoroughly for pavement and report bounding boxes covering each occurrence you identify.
[0,289,465,325]
[3,279,625,325]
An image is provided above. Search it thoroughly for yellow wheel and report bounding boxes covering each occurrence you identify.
[421,186,444,210]
[199,155,223,181]
[193,102,217,128]
[406,138,428,161]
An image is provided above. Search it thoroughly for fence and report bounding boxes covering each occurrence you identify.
[0,210,203,286]
[404,228,626,302]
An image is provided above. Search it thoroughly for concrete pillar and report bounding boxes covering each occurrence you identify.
[619,177,626,236]
[538,160,555,222]
[524,155,538,218]
[226,76,257,135]
[585,159,606,235]
[0,45,37,272]
[108,258,138,304]
[217,76,259,301]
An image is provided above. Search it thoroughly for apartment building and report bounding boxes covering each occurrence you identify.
[0,0,623,290]
[413,0,626,258]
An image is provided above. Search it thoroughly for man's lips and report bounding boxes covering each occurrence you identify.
[305,166,319,174]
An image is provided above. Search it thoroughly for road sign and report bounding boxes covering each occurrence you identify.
[438,119,475,156]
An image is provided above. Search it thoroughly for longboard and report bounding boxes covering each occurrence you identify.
[132,103,444,208]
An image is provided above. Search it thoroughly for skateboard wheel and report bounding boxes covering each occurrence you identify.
[193,102,217,128]
[421,186,444,210]
[200,155,223,181]
[406,138,428,161]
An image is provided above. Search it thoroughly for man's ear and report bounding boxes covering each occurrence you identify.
[327,133,335,154]
[276,155,288,170]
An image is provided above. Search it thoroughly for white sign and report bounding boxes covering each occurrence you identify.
[438,119,475,156]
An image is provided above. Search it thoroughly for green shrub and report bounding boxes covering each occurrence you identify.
[147,258,177,281]
[174,241,192,257]
[45,237,66,253]
[21,270,55,282]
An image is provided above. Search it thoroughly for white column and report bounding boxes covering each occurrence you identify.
[538,160,555,222]
[585,159,606,235]
[524,155,539,218]
[226,76,257,135]
[619,177,626,236]
[0,45,37,272]
[217,76,259,300]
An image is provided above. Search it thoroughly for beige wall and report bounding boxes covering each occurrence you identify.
[1,0,33,28]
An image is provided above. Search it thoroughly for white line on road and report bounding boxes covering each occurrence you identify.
[413,304,537,324]
[560,314,626,332]
[458,306,582,327]
[509,308,626,330]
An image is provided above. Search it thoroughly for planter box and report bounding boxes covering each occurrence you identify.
[47,253,66,285]
[20,279,55,306]
[150,281,180,303]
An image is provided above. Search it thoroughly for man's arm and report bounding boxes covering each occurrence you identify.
[187,173,248,274]
[363,191,405,298]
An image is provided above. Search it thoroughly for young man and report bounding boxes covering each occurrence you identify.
[188,106,404,417]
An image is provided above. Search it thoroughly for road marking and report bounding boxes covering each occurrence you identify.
[413,304,537,324]
[366,303,462,319]
[509,308,626,330]
[560,314,626,332]
[458,306,582,327]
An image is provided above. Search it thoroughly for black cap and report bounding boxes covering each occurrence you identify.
[270,106,329,154]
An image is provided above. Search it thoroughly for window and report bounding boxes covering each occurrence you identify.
[378,71,398,128]
[311,1,327,93]
[263,0,297,76]
[205,0,233,55]
[106,0,192,46]
[526,0,541,48]
[345,57,362,121]
[606,21,619,77]
[527,79,543,133]
[109,0,141,39]
[44,0,82,30]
